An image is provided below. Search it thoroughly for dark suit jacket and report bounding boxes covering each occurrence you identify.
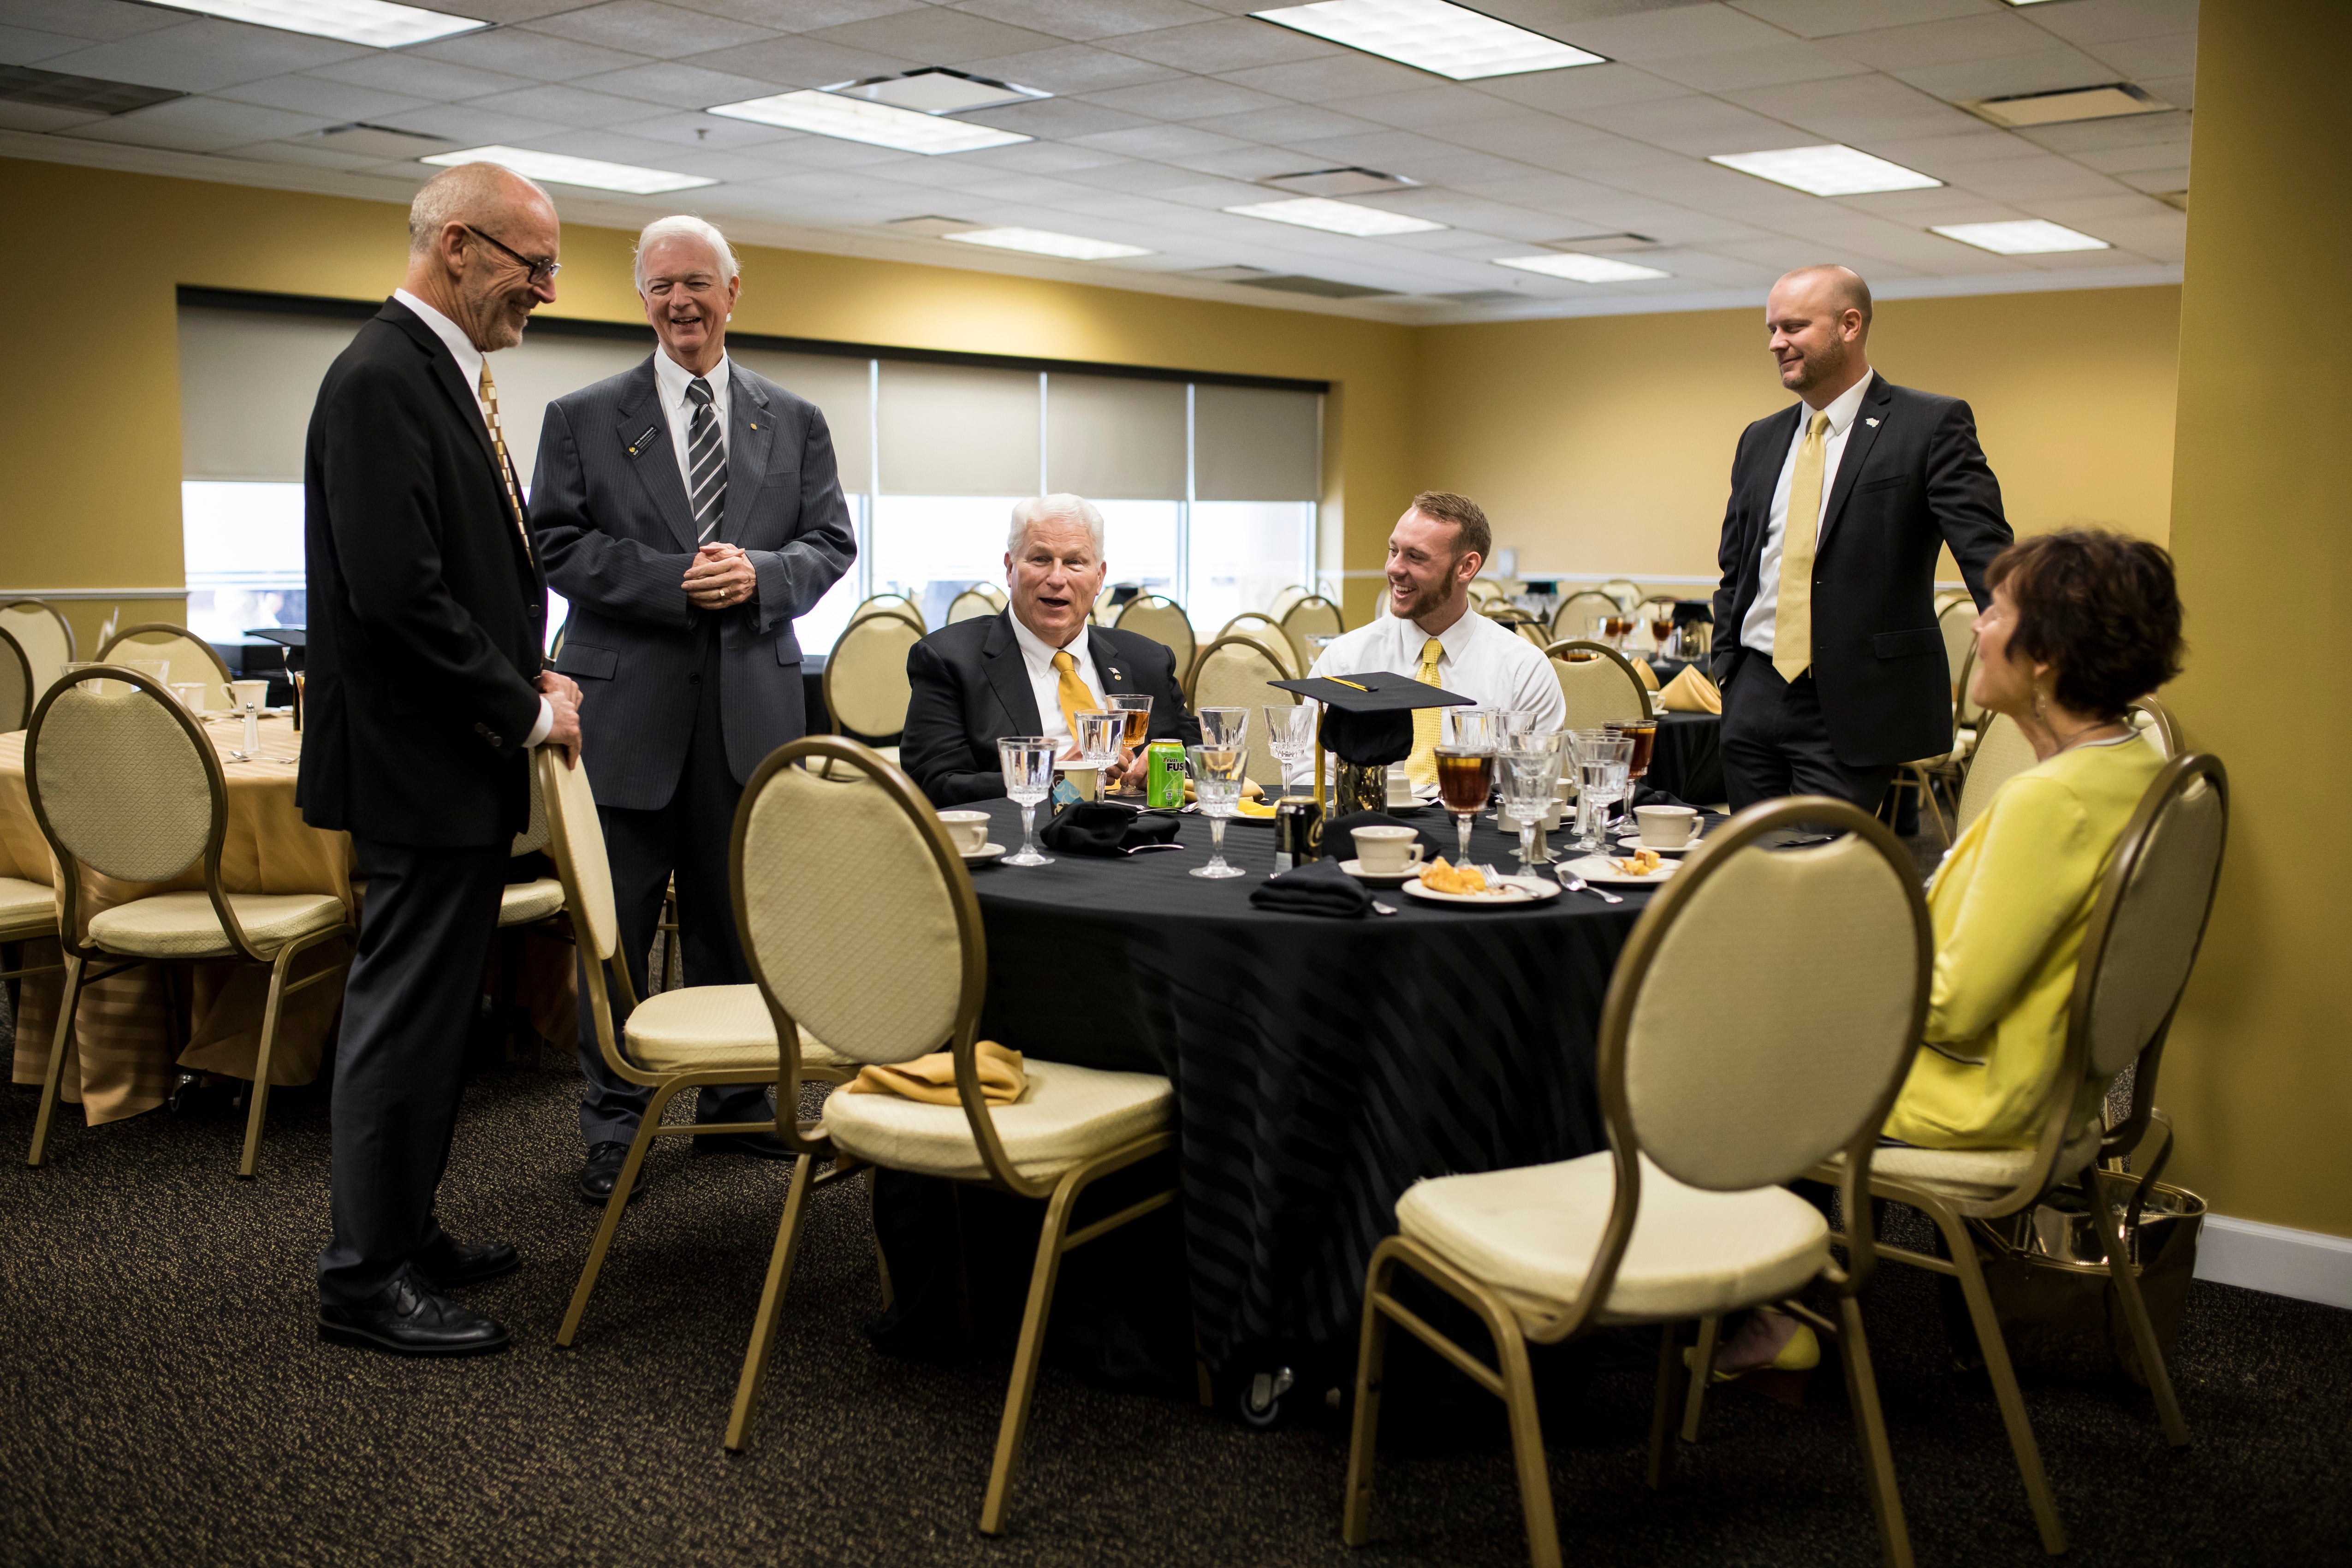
[529,355,856,812]
[1711,373,2012,768]
[297,299,546,848]
[901,612,1200,807]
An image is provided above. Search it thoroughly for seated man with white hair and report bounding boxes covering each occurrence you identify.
[902,494,1200,808]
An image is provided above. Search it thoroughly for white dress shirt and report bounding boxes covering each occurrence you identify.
[1009,610,1106,749]
[1740,371,1874,658]
[651,347,731,504]
[389,288,552,748]
[1299,604,1566,783]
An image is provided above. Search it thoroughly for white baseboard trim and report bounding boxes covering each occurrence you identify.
[2195,1215,2352,1309]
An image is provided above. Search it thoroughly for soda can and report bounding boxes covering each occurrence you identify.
[1273,798,1323,872]
[1146,740,1186,810]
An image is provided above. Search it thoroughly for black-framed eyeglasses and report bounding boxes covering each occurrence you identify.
[464,224,561,285]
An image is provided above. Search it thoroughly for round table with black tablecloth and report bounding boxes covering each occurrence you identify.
[1645,709,1725,806]
[887,796,1664,1393]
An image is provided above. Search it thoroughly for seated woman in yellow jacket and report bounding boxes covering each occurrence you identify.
[1711,528,2184,1378]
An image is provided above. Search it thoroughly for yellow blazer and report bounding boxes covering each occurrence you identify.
[1884,734,2165,1149]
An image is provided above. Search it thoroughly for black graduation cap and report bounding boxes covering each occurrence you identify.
[1269,670,1472,769]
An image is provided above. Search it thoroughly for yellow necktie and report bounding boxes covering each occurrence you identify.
[1050,649,1093,744]
[1773,410,1832,684]
[476,364,534,560]
[1404,636,1445,788]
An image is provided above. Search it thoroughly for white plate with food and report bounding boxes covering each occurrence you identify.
[1563,851,1680,885]
[1403,862,1562,905]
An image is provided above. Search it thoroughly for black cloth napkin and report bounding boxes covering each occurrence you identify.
[1250,858,1373,918]
[1038,800,1181,858]
[1318,810,1447,864]
[1630,784,1693,810]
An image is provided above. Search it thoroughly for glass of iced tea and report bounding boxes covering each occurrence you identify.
[1607,717,1657,784]
[1435,747,1495,867]
[1107,693,1152,792]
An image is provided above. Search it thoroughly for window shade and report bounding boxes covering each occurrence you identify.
[1045,374,1185,500]
[483,333,659,487]
[878,362,1040,497]
[731,350,872,489]
[1193,385,1321,502]
[178,307,355,481]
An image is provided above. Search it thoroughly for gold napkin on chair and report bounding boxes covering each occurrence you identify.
[845,1040,1028,1106]
[1659,665,1722,714]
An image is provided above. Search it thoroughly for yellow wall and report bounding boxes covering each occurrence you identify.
[0,156,1417,629]
[1410,286,2182,584]
[2156,0,2352,1238]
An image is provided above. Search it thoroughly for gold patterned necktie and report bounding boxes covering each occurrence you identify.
[1772,410,1832,683]
[1404,635,1446,788]
[476,364,534,560]
[1050,648,1093,743]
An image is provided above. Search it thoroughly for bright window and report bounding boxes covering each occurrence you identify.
[182,481,305,646]
[1187,501,1316,634]
[869,495,1026,632]
[1097,499,1181,602]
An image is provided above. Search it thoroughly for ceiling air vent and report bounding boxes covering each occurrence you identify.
[301,122,460,159]
[1256,167,1420,198]
[1967,83,2171,128]
[0,65,184,115]
[825,68,1049,114]
[1434,290,1524,305]
[1538,231,1659,253]
[1183,265,1275,283]
[885,214,982,236]
[1230,275,1397,299]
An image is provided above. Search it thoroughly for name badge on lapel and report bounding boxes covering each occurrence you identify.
[626,425,658,457]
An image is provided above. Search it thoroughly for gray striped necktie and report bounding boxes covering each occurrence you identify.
[685,375,726,543]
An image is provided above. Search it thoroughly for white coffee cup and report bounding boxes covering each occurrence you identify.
[1635,804,1698,849]
[1057,761,1100,801]
[938,810,991,854]
[1352,824,1426,874]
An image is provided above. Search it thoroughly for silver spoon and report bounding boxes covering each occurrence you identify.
[1558,872,1623,905]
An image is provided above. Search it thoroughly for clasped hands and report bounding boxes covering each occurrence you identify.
[684,542,756,612]
[539,670,583,770]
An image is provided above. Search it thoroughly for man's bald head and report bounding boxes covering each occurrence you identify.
[402,160,562,352]
[1777,263,1872,329]
[408,161,553,255]
[1764,264,1873,406]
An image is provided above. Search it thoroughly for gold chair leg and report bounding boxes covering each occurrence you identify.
[1837,1294,1914,1568]
[1341,1247,1398,1546]
[979,1167,1086,1537]
[554,1083,677,1348]
[725,1146,820,1452]
[237,948,296,1179]
[1645,1323,1681,1489]
[1492,1303,1562,1568]
[2090,1170,2189,1447]
[1680,1313,1721,1442]
[868,1164,895,1313]
[1928,1200,2067,1554]
[27,954,83,1168]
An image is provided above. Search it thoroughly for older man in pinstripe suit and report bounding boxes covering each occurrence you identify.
[530,215,856,1201]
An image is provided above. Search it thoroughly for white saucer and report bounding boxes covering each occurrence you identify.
[1563,852,1680,885]
[1403,873,1562,906]
[960,843,1008,865]
[1614,830,1703,855]
[1339,858,1423,886]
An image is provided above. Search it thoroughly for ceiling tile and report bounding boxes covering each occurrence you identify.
[0,97,100,129]
[0,23,90,64]
[1213,51,1430,103]
[1864,126,2042,172]
[2138,72,2192,111]
[308,51,544,100]
[2014,189,2177,226]
[2066,139,2191,177]
[1182,102,1388,145]
[1559,4,1795,61]
[372,101,576,143]
[1059,157,1229,194]
[607,109,801,147]
[412,30,651,83]
[1155,143,1332,179]
[2066,213,2182,262]
[947,42,1182,93]
[1352,189,1567,239]
[2114,164,2187,196]
[1635,39,1870,91]
[1313,84,1532,132]
[1722,72,1981,143]
[2008,0,2196,48]
[1284,125,1539,181]
[2015,109,2191,154]
[1063,121,1251,158]
[958,96,1157,137]
[950,137,1132,172]
[451,0,609,20]
[1442,119,1687,178]
[1106,17,1339,75]
[463,83,672,127]
[1890,47,2126,104]
[1080,77,1293,120]
[228,137,405,171]
[674,35,916,87]
[802,7,1067,63]
[2082,32,2195,83]
[58,115,250,154]
[38,20,366,93]
[950,0,1226,42]
[216,73,434,120]
[725,130,917,167]
[1932,154,2124,201]
[0,0,183,43]
[1560,92,1801,154]
[670,0,923,24]
[522,3,784,61]
[1829,12,2058,71]
[1722,0,1983,40]
[569,61,786,107]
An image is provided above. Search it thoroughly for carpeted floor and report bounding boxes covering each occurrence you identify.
[5,1056,2349,1568]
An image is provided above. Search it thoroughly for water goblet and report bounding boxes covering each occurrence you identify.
[1197,705,1249,752]
[1499,733,1564,872]
[1187,743,1251,879]
[1074,710,1124,797]
[1262,703,1315,799]
[1569,730,1633,853]
[997,736,1057,866]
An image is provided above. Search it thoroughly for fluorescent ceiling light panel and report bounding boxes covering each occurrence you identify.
[1709,144,1942,196]
[707,90,1029,154]
[1253,0,1602,81]
[1222,196,1444,236]
[943,227,1152,261]
[144,0,484,47]
[827,68,1048,114]
[1494,252,1670,283]
[421,145,713,195]
[1931,220,2110,255]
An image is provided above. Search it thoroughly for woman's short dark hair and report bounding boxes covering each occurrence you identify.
[1984,529,2183,721]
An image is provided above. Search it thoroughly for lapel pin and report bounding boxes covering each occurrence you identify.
[1866,417,1880,428]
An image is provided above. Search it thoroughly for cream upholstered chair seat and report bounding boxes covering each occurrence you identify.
[1397,1151,1829,1328]
[824,1057,1172,1183]
[623,983,853,1076]
[499,878,565,926]
[1851,1126,2103,1205]
[1,876,55,929]
[85,889,344,959]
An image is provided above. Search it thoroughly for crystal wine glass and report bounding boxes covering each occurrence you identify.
[997,735,1057,866]
[1187,743,1250,879]
[1500,733,1564,873]
[1197,705,1248,752]
[1570,730,1632,854]
[1075,710,1123,790]
[1107,693,1152,793]
[1262,703,1315,799]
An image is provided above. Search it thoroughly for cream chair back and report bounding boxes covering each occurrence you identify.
[945,589,998,625]
[1466,578,1504,606]
[1955,713,2038,836]
[1598,579,1641,612]
[1267,585,1309,621]
[2126,695,2180,760]
[539,748,618,962]
[1551,590,1622,641]
[1278,594,1344,668]
[736,744,969,1068]
[824,610,923,740]
[1936,596,1977,701]
[1115,595,1196,675]
[0,600,73,689]
[513,750,551,855]
[1188,635,1293,789]
[1216,613,1296,674]
[1953,637,1985,731]
[0,629,30,733]
[100,623,237,713]
[2075,754,2228,1084]
[27,670,219,885]
[1544,641,1648,731]
[849,593,927,632]
[1607,800,1930,1193]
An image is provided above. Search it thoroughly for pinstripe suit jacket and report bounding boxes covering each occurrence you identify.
[529,354,857,812]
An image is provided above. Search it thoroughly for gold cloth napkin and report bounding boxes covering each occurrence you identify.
[1660,665,1722,714]
[845,1039,1027,1106]
[1632,658,1660,691]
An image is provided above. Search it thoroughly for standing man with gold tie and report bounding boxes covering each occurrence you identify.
[1710,265,2012,810]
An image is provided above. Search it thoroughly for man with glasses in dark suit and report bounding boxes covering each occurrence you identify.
[532,216,855,1204]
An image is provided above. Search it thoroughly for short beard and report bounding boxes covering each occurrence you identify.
[1394,574,1456,624]
[1787,339,1848,397]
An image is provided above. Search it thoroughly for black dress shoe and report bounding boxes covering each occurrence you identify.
[319,1273,510,1357]
[692,1128,795,1160]
[414,1236,521,1290]
[581,1140,647,1203]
